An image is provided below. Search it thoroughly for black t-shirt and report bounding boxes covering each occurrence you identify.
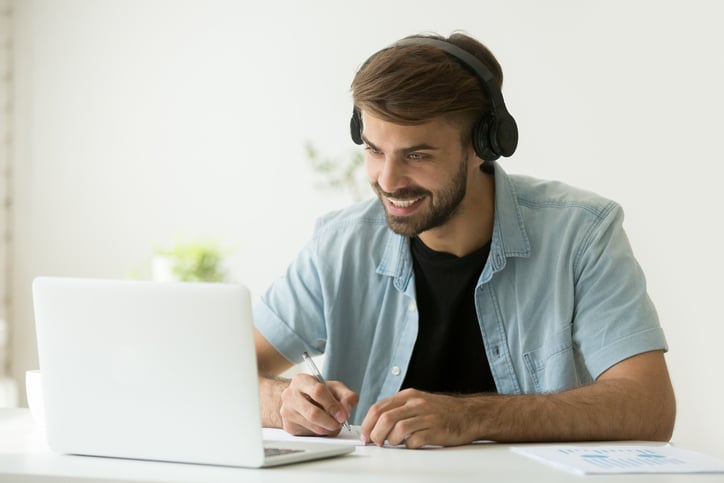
[401,237,497,394]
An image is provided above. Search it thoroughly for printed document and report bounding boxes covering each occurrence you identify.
[512,444,724,475]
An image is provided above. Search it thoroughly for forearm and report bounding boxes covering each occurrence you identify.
[469,377,675,443]
[258,376,289,428]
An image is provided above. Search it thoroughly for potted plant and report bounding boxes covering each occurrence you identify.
[152,242,227,283]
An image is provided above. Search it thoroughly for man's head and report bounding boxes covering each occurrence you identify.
[351,32,517,169]
[351,33,513,241]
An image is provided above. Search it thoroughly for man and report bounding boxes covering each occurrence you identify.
[253,32,675,449]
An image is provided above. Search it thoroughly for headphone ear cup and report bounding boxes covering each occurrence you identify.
[472,114,500,164]
[350,109,363,145]
[494,115,519,158]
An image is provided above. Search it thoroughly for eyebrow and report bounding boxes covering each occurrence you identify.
[361,135,439,155]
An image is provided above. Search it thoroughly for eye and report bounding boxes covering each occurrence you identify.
[365,146,382,156]
[407,153,426,161]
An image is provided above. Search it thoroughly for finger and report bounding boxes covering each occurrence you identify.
[281,377,344,433]
[280,395,343,435]
[304,380,349,425]
[326,381,360,418]
[369,403,425,446]
[280,405,342,436]
[360,394,410,445]
[292,374,345,421]
[401,428,435,449]
[384,413,435,447]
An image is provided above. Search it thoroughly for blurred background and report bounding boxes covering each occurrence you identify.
[1,0,722,455]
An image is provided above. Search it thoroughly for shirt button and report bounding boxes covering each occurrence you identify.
[408,303,417,312]
[391,366,401,376]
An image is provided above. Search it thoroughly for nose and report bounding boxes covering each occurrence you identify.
[376,157,409,194]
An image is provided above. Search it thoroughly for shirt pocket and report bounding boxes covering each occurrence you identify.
[522,325,576,393]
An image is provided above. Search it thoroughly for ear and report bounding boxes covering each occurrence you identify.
[469,145,486,170]
[471,149,495,174]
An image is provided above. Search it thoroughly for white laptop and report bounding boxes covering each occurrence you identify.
[31,277,354,467]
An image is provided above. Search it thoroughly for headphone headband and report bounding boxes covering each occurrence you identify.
[350,37,518,167]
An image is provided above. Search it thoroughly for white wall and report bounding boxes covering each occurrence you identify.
[11,0,724,455]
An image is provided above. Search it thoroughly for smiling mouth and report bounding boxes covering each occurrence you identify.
[387,197,423,208]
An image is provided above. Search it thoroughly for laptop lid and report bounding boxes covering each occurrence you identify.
[32,277,353,467]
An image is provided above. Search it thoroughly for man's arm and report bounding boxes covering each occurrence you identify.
[360,350,675,448]
[255,328,359,435]
[255,328,293,428]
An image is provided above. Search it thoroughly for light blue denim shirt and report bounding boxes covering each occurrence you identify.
[254,163,667,424]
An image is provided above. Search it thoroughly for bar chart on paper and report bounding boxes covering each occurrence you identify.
[511,444,724,475]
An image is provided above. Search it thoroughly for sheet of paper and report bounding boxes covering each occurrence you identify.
[262,426,446,449]
[512,444,724,475]
[263,426,364,446]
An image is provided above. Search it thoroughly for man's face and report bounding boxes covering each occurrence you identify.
[361,111,475,238]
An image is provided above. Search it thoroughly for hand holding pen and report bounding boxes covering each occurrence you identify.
[276,351,358,436]
[302,352,352,431]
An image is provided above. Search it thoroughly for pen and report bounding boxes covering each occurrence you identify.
[302,351,351,431]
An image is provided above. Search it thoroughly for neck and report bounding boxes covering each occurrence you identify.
[417,171,495,257]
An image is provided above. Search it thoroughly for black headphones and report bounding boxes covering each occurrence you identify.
[350,38,518,169]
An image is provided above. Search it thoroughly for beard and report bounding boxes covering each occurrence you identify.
[372,156,469,238]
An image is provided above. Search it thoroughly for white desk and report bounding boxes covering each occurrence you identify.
[0,409,721,483]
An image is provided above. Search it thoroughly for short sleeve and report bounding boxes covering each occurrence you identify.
[252,235,329,365]
[571,203,668,379]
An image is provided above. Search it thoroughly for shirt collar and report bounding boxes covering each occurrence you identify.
[482,162,531,282]
[377,162,530,286]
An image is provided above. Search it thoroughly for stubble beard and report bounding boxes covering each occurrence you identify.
[373,156,469,238]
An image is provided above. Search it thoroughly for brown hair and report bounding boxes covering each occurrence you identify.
[351,32,504,133]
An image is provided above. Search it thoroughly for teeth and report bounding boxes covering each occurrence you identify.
[388,197,421,207]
